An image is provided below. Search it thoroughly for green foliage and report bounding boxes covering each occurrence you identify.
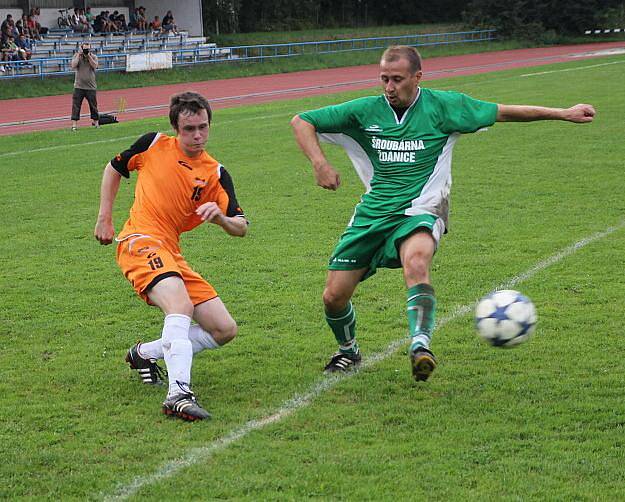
[202,0,467,34]
[1,55,625,499]
[463,0,625,39]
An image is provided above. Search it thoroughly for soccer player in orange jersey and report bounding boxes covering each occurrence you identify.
[94,92,248,421]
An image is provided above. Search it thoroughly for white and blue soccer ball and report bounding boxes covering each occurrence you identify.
[475,290,537,347]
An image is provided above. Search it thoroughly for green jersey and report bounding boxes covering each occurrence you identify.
[299,88,498,229]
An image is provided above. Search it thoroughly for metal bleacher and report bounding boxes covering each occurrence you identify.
[1,28,231,78]
[0,29,496,79]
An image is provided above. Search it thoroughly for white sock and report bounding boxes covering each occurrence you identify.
[189,324,221,351]
[161,314,192,397]
[138,339,162,360]
[138,324,220,360]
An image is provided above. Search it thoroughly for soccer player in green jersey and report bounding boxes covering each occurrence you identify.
[291,45,595,380]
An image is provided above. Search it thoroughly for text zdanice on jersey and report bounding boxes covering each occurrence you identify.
[371,137,426,163]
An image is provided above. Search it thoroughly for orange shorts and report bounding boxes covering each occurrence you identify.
[116,234,217,305]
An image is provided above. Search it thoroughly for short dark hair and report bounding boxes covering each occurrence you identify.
[169,92,212,131]
[381,45,422,74]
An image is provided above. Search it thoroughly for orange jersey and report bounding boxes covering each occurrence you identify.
[111,132,245,252]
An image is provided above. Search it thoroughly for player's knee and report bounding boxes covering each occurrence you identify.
[214,319,237,345]
[322,287,349,312]
[403,257,429,283]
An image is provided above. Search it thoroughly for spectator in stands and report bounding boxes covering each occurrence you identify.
[93,12,105,33]
[16,33,32,60]
[104,11,118,32]
[1,14,13,39]
[129,8,138,31]
[137,6,148,31]
[70,42,99,131]
[18,15,29,35]
[162,10,178,35]
[71,8,87,33]
[79,9,94,34]
[85,7,94,27]
[150,16,163,35]
[26,15,40,39]
[3,16,19,40]
[71,8,80,30]
[1,35,20,63]
[115,13,128,32]
[30,7,47,34]
[15,19,25,36]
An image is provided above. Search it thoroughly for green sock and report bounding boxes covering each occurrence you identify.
[407,284,436,352]
[325,301,359,355]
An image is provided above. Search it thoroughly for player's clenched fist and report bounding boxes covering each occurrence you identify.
[195,201,224,223]
[94,219,115,245]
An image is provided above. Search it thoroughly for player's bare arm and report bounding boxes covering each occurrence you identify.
[195,202,247,237]
[496,103,595,123]
[94,162,122,245]
[290,115,341,191]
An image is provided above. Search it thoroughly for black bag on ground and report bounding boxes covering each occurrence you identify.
[98,113,118,125]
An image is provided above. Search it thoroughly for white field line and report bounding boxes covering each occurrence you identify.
[520,59,625,77]
[103,219,625,501]
[0,112,292,159]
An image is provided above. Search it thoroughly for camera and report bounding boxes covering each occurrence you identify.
[82,48,89,55]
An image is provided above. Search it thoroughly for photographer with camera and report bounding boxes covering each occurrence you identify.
[70,43,99,131]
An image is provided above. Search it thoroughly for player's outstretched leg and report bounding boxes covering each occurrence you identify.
[407,284,437,381]
[125,342,167,385]
[162,381,210,421]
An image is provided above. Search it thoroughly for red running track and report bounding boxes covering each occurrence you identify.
[1,41,623,136]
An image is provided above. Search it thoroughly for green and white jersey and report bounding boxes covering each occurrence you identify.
[299,88,498,229]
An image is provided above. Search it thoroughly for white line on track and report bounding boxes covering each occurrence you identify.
[103,219,625,501]
[520,59,625,77]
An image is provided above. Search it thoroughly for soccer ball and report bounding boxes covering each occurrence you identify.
[475,290,537,347]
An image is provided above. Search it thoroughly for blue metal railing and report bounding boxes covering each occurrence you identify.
[0,30,496,80]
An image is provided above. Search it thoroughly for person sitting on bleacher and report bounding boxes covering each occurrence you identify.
[150,16,163,35]
[105,11,118,32]
[15,19,26,37]
[162,11,178,35]
[16,33,32,61]
[26,15,41,39]
[79,9,94,34]
[137,7,148,32]
[115,13,128,32]
[85,7,94,28]
[18,15,28,35]
[71,8,88,33]
[1,14,13,38]
[1,35,22,63]
[30,7,47,35]
[93,12,105,33]
[129,8,138,31]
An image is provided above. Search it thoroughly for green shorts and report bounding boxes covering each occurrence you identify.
[328,212,444,280]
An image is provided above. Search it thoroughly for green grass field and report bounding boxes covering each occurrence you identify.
[1,55,625,500]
